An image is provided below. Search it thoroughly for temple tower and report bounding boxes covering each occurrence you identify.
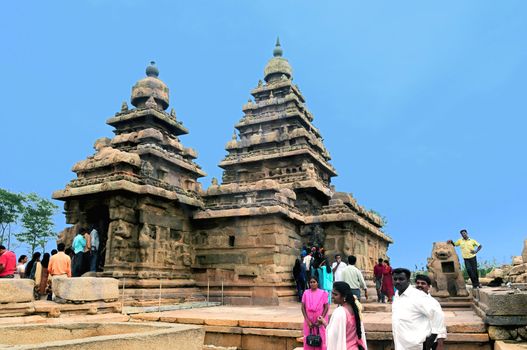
[220,38,336,214]
[53,62,206,303]
[192,40,392,304]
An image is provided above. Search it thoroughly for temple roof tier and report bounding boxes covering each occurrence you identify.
[108,108,188,136]
[224,128,330,159]
[111,128,197,159]
[236,110,319,138]
[53,178,203,207]
[250,79,305,104]
[135,144,206,177]
[219,144,337,176]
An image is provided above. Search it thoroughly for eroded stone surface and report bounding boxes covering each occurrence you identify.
[479,288,527,316]
[0,279,34,303]
[53,277,119,302]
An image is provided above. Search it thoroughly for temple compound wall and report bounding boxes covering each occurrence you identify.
[53,41,392,305]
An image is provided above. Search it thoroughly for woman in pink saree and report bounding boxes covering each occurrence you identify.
[318,281,366,350]
[302,276,329,350]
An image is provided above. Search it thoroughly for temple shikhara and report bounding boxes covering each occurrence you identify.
[53,39,393,305]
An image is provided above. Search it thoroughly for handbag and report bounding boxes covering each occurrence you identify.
[306,326,322,347]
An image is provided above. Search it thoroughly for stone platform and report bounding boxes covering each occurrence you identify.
[0,322,204,350]
[130,302,490,350]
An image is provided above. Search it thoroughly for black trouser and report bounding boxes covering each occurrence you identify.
[73,252,84,277]
[295,278,306,301]
[464,256,480,287]
[423,334,438,350]
[422,341,438,350]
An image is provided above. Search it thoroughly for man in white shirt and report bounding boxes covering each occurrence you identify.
[415,274,447,350]
[331,254,347,282]
[89,225,100,272]
[303,252,312,271]
[341,255,368,300]
[391,268,444,350]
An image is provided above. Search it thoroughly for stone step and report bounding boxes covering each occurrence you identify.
[494,341,527,350]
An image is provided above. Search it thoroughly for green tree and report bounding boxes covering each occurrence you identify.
[0,188,24,249]
[16,193,58,254]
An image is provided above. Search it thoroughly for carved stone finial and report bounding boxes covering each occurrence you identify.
[232,130,237,140]
[145,61,159,78]
[121,101,129,112]
[247,98,252,103]
[145,96,157,109]
[211,177,218,186]
[170,108,177,119]
[269,91,274,99]
[258,125,263,135]
[273,36,283,57]
[257,80,263,87]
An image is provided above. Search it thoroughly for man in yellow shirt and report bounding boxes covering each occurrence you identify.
[448,229,482,288]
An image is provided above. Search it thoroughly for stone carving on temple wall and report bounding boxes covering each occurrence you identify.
[140,161,154,178]
[138,224,155,263]
[427,242,468,297]
[108,219,135,263]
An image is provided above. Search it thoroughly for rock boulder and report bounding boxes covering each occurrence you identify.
[0,279,34,303]
[53,277,119,302]
[512,256,524,266]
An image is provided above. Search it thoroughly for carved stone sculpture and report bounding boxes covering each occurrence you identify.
[427,241,469,297]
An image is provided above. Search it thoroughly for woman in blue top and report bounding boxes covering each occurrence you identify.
[318,257,333,304]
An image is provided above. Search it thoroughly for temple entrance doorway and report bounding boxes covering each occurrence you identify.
[86,205,110,272]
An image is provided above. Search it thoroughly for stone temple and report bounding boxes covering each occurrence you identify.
[53,39,393,305]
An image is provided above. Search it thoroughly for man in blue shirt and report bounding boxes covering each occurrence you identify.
[72,229,87,277]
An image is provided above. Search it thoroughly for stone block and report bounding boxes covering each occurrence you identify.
[487,268,505,279]
[509,264,527,276]
[109,206,136,222]
[489,326,513,340]
[513,256,524,266]
[523,240,527,263]
[495,340,527,350]
[0,279,34,303]
[53,277,119,302]
[477,288,527,319]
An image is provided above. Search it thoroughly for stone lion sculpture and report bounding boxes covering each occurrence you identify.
[427,241,468,297]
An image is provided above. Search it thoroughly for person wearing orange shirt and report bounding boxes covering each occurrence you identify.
[48,243,71,278]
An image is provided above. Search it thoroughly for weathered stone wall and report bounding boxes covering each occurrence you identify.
[323,221,389,277]
[104,195,195,279]
[59,193,196,280]
[193,215,301,284]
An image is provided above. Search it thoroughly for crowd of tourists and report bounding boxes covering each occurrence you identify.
[297,257,447,349]
[296,229,482,350]
[0,226,100,300]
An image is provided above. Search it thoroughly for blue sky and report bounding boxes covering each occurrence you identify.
[1,1,526,269]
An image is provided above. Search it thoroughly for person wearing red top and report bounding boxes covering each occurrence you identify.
[0,245,17,278]
[381,259,395,302]
[373,258,385,303]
